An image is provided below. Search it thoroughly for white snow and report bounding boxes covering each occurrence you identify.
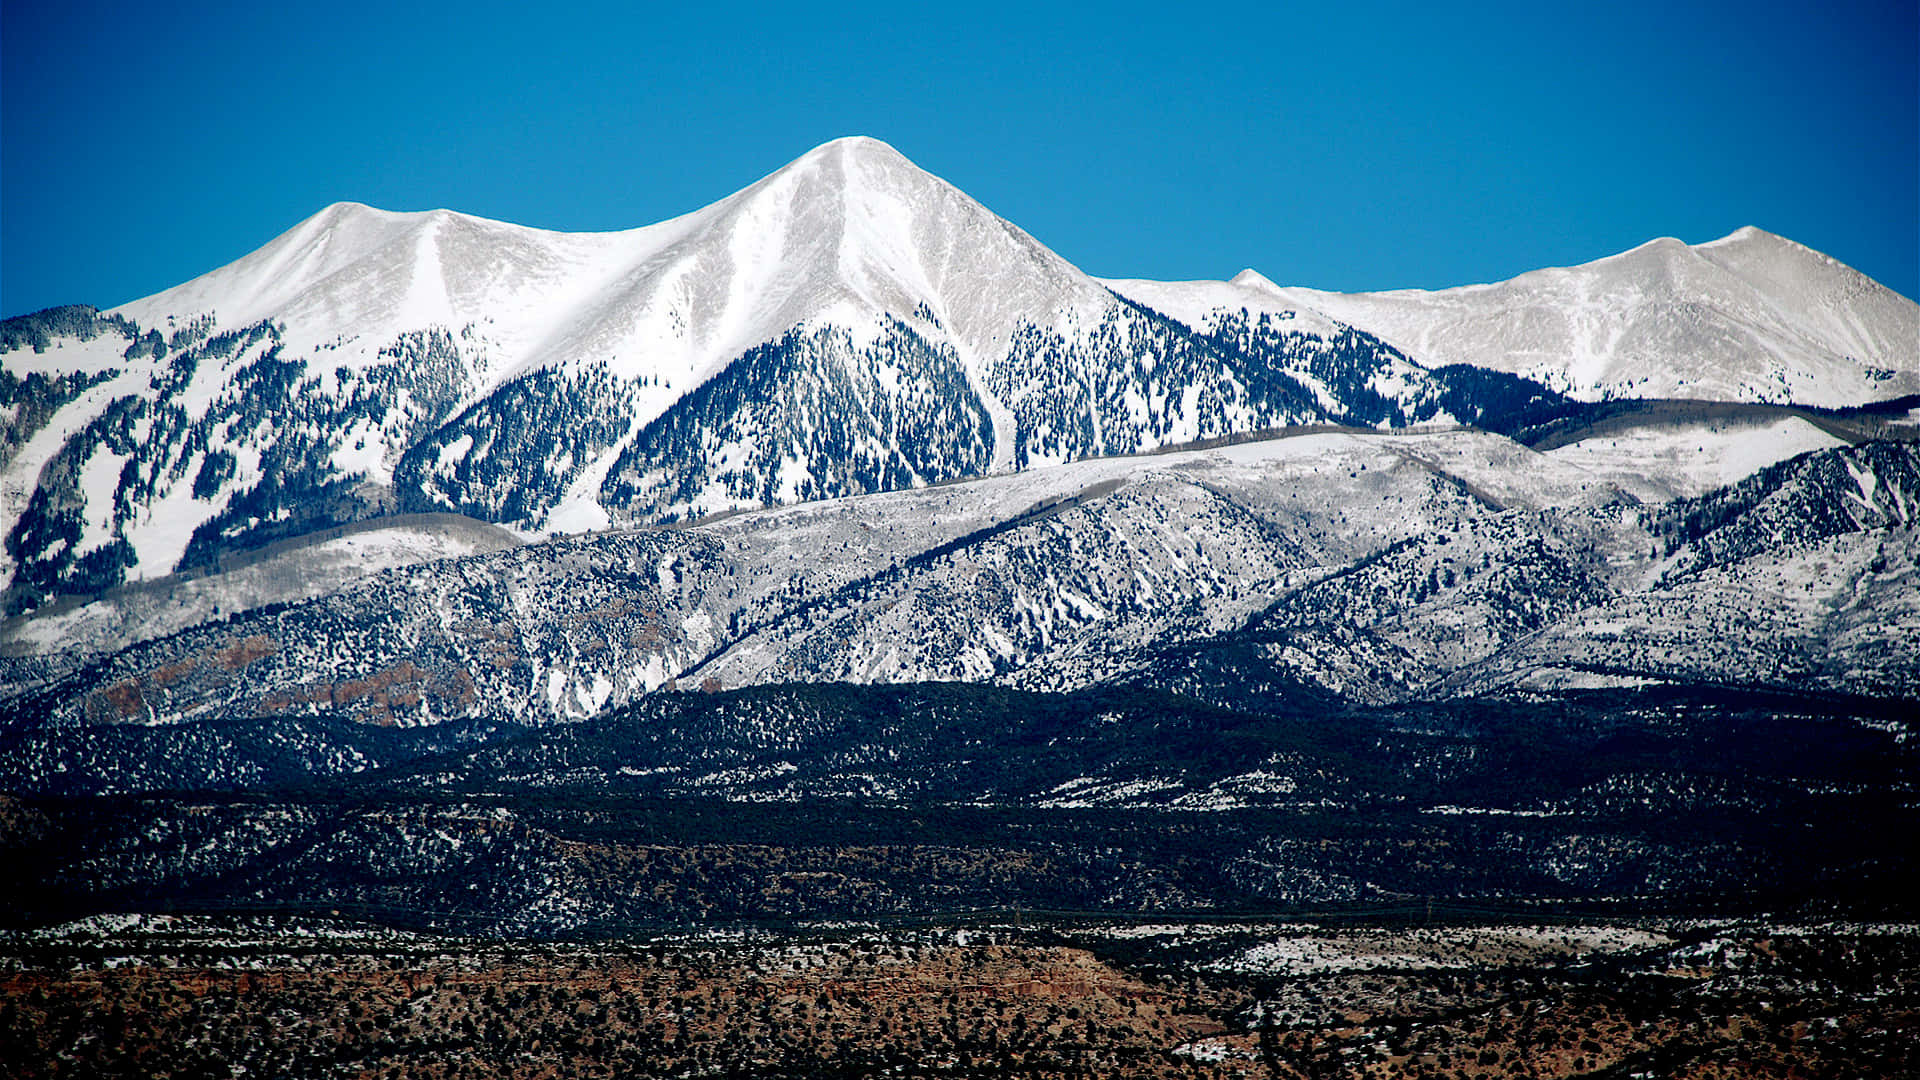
[1101,274,1350,340]
[0,323,131,378]
[2,518,518,659]
[1,366,150,580]
[11,139,1908,624]
[328,417,388,480]
[1235,228,1919,408]
[72,446,129,557]
[1212,925,1673,976]
[122,471,214,580]
[1543,416,1846,499]
[435,433,474,468]
[104,138,1131,469]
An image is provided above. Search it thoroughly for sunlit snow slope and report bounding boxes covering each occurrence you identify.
[4,138,1913,617]
[1114,228,1919,406]
[8,431,1914,730]
[0,138,1515,609]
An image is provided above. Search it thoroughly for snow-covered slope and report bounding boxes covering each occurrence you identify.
[110,137,1107,474]
[1540,415,1848,500]
[1120,228,1919,407]
[0,138,1523,610]
[6,142,1914,615]
[8,430,1914,730]
[1102,269,1346,339]
[0,514,518,662]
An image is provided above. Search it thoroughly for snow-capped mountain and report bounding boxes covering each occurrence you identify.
[3,138,1913,619]
[109,136,1110,483]
[1163,227,1917,406]
[0,139,1551,611]
[7,134,1920,964]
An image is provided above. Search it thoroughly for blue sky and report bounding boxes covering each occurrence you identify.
[4,0,1915,317]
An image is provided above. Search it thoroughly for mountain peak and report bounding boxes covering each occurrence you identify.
[305,200,454,229]
[1692,225,1826,266]
[1239,227,1916,407]
[1700,224,1777,248]
[313,199,380,220]
[773,136,925,190]
[666,133,1103,360]
[802,134,909,163]
[1229,268,1282,294]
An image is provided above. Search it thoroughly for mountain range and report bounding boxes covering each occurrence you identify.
[7,136,1911,622]
[3,135,1918,940]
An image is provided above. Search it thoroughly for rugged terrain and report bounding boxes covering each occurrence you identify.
[5,139,1912,617]
[2,138,1607,613]
[2,679,1912,936]
[1218,226,1920,406]
[3,429,1913,733]
[3,135,1917,1076]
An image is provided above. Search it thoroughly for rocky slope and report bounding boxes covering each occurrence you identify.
[5,432,1912,734]
[12,140,1912,618]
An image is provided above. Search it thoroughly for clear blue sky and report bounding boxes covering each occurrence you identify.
[4,0,1915,318]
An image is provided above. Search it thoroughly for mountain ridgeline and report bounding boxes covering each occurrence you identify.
[6,433,1915,733]
[0,278,1560,612]
[8,137,1914,616]
[2,138,1918,950]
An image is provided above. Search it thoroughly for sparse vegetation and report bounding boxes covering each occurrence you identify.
[1,918,1911,1079]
